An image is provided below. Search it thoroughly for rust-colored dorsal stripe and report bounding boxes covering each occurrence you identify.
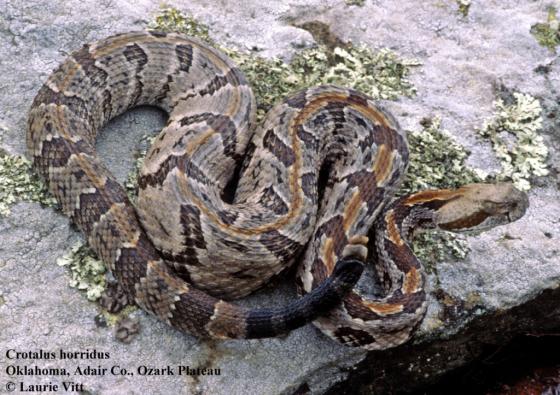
[363,300,404,315]
[343,190,363,232]
[321,237,336,273]
[404,188,462,206]
[402,267,421,294]
[385,209,404,246]
[372,144,395,184]
[165,91,394,236]
[186,128,217,156]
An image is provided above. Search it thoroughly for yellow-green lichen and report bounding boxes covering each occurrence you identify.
[231,45,418,123]
[530,7,560,51]
[412,232,471,271]
[56,243,106,301]
[226,51,301,122]
[0,136,110,308]
[401,117,482,196]
[0,141,56,216]
[400,117,482,267]
[477,92,548,191]
[456,0,471,17]
[345,0,366,6]
[102,305,138,327]
[149,7,213,44]
[297,46,418,100]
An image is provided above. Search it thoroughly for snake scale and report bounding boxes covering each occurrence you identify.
[27,31,528,350]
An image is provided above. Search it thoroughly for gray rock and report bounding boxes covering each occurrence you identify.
[1,0,558,394]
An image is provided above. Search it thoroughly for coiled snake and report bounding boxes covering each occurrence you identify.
[27,31,528,350]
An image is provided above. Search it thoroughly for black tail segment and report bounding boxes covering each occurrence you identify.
[245,258,364,339]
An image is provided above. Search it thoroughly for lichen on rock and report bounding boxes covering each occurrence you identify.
[229,44,419,122]
[477,92,548,191]
[345,0,366,6]
[0,136,56,216]
[149,7,212,44]
[56,243,106,301]
[456,0,471,17]
[530,6,560,52]
[401,117,482,195]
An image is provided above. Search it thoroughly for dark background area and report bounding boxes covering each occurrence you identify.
[411,333,560,395]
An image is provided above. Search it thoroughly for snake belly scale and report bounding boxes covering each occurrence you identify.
[27,31,528,349]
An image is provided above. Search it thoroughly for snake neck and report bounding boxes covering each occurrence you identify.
[371,195,445,295]
[376,195,441,245]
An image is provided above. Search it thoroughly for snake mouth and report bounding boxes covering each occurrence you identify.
[438,210,490,231]
[493,188,529,224]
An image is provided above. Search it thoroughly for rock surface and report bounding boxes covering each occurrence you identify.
[1,1,559,394]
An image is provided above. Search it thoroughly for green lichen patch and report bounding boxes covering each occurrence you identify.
[224,51,301,122]
[228,45,419,123]
[401,117,482,196]
[148,7,213,44]
[413,232,470,272]
[530,7,560,52]
[401,117,483,268]
[56,243,106,301]
[345,0,366,6]
[456,0,471,17]
[293,46,419,100]
[477,92,548,191]
[101,305,138,327]
[0,145,56,217]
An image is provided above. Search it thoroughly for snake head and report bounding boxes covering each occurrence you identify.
[434,183,529,233]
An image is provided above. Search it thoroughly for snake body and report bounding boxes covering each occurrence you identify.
[27,31,528,349]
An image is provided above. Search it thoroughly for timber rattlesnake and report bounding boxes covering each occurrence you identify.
[27,31,528,349]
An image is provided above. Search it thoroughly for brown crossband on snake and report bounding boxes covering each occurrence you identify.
[27,31,528,349]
